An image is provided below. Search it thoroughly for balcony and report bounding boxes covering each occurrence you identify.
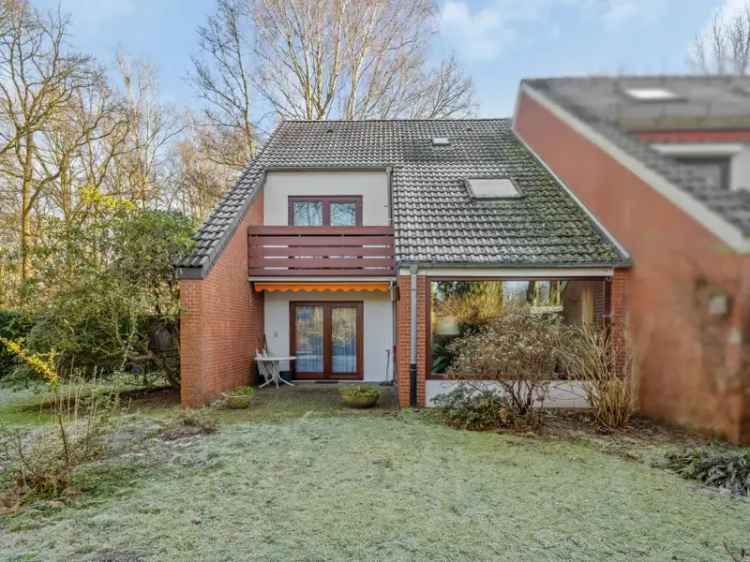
[248,226,396,277]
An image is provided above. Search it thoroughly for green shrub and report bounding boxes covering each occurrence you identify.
[339,384,381,408]
[22,208,194,386]
[665,448,750,496]
[227,385,255,397]
[0,309,33,379]
[433,385,539,431]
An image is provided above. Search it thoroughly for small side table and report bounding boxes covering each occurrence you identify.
[256,356,296,388]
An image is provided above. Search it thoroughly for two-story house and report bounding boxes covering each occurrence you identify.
[176,119,629,411]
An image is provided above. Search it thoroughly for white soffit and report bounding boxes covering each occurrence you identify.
[399,267,614,277]
[651,143,743,156]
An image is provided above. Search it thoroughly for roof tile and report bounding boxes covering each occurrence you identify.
[178,119,627,276]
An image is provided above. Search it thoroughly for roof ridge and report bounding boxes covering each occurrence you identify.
[524,74,750,83]
[281,117,511,123]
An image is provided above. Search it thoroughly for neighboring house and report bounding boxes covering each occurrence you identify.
[176,119,629,412]
[514,76,750,443]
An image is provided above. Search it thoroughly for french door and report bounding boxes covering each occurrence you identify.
[290,302,363,380]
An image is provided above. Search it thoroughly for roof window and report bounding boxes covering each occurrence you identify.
[466,177,522,199]
[624,87,679,101]
[431,137,450,146]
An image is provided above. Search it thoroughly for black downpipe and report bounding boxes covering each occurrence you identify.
[409,364,417,407]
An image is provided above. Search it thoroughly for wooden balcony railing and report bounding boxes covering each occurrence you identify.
[248,226,395,277]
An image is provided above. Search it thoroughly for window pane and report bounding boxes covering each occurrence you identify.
[293,201,323,226]
[675,158,729,190]
[330,202,357,226]
[430,280,600,375]
[331,307,357,373]
[294,305,324,372]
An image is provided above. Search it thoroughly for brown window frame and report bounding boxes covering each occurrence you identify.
[289,301,364,380]
[288,196,363,226]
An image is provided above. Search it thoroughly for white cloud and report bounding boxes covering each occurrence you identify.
[439,1,506,62]
[439,0,658,63]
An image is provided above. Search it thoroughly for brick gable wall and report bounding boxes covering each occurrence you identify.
[515,91,750,443]
[180,192,265,408]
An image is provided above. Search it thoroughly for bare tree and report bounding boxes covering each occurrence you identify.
[0,0,99,296]
[691,1,750,75]
[113,53,183,209]
[167,117,231,220]
[193,0,476,125]
[252,0,476,120]
[190,0,256,170]
[39,75,130,227]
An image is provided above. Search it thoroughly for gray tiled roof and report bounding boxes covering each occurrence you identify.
[524,76,750,237]
[177,119,628,278]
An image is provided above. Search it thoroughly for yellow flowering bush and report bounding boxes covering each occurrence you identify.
[0,336,59,386]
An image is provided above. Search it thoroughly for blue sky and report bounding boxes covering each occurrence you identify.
[38,0,736,118]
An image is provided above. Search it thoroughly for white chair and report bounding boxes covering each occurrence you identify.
[255,350,275,388]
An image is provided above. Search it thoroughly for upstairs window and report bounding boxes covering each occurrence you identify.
[673,157,731,190]
[289,196,362,226]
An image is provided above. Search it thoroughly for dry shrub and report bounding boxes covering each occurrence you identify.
[159,409,218,441]
[446,305,566,419]
[0,381,121,513]
[563,323,635,429]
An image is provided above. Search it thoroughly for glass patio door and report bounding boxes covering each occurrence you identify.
[291,302,362,379]
[292,304,324,375]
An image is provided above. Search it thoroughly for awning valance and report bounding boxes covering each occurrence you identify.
[254,282,390,293]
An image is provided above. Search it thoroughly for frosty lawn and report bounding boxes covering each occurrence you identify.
[1,388,749,561]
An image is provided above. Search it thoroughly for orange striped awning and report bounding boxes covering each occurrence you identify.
[254,282,390,293]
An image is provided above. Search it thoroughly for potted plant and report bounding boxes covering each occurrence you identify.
[339,384,381,409]
[223,386,255,409]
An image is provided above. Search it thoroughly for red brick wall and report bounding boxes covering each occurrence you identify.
[396,275,411,407]
[396,274,428,407]
[416,275,428,407]
[515,91,750,442]
[180,192,265,408]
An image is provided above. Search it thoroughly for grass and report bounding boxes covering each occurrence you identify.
[1,383,749,561]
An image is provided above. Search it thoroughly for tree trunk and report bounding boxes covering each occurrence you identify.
[19,131,34,300]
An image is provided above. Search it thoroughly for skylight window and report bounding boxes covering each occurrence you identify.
[466,178,521,199]
[431,137,450,146]
[624,87,679,101]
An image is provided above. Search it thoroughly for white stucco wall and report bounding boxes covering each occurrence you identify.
[732,147,750,191]
[425,380,589,408]
[263,290,394,382]
[263,170,390,225]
